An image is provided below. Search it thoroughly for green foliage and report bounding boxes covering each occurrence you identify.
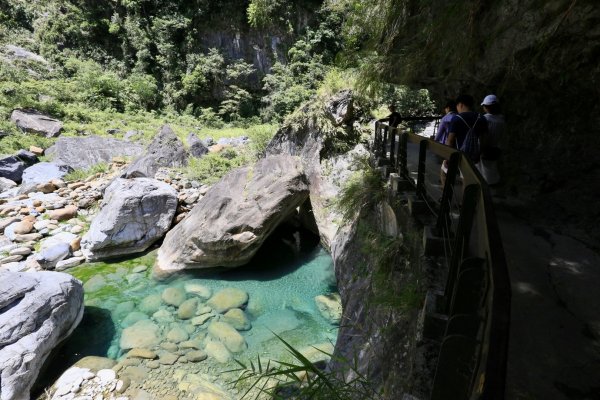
[183,149,249,184]
[64,162,110,182]
[230,333,382,400]
[335,157,387,222]
[247,124,277,158]
[0,130,53,156]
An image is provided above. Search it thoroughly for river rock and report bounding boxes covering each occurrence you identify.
[35,242,71,270]
[120,319,161,350]
[75,356,117,372]
[155,155,308,276]
[121,125,188,179]
[186,350,208,362]
[207,321,247,353]
[127,348,157,359]
[177,298,199,319]
[81,178,177,260]
[139,293,162,315]
[191,313,214,326]
[222,308,251,331]
[121,311,149,328]
[183,280,212,299]
[11,216,35,234]
[46,135,144,170]
[0,270,84,400]
[48,205,78,221]
[187,133,209,158]
[166,326,189,343]
[83,275,107,293]
[207,288,248,313]
[204,340,231,363]
[19,162,73,194]
[162,286,186,306]
[40,232,77,250]
[55,256,85,271]
[11,109,63,137]
[315,293,342,324]
[0,177,17,193]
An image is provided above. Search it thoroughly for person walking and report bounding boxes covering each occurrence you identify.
[434,100,457,144]
[477,94,505,185]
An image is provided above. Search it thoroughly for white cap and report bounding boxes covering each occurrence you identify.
[481,94,499,106]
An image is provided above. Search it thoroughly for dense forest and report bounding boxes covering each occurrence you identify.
[1,0,598,242]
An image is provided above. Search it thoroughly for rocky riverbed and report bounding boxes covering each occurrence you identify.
[0,131,341,400]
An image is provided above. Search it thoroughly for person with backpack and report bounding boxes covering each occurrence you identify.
[440,94,487,184]
[477,94,505,185]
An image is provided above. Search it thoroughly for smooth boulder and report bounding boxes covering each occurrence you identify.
[155,155,308,276]
[45,135,144,170]
[11,109,63,137]
[18,162,73,194]
[121,125,188,178]
[81,178,177,260]
[0,271,84,400]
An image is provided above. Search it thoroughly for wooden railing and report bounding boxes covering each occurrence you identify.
[374,121,511,400]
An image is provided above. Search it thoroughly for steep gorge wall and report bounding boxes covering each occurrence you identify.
[380,0,600,244]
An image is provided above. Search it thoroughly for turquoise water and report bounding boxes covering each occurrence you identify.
[41,230,338,396]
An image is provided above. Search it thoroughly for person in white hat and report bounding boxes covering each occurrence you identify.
[477,94,505,185]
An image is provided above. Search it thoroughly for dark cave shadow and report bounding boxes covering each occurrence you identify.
[32,306,115,397]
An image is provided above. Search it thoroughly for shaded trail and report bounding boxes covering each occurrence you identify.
[497,202,600,399]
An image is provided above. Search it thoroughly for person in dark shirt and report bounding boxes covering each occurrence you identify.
[447,94,487,155]
[440,94,487,185]
[379,104,403,127]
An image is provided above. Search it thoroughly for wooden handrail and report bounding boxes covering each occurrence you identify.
[374,121,511,400]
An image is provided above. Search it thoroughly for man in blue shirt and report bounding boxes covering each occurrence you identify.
[434,99,457,144]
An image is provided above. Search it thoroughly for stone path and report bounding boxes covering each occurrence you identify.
[497,201,600,399]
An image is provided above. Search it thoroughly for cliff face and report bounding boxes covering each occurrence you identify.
[266,92,425,398]
[378,0,600,244]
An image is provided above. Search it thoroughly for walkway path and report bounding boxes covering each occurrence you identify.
[497,201,600,399]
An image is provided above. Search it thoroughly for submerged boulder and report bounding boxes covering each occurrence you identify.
[10,109,63,137]
[45,135,144,170]
[81,178,177,260]
[0,270,84,400]
[121,125,188,178]
[154,155,309,277]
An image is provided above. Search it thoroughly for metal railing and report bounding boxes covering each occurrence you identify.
[374,121,511,400]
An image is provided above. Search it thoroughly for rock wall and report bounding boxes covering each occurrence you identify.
[380,0,600,244]
[265,91,419,397]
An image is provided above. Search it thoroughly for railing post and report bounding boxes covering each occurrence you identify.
[443,183,481,314]
[389,127,396,172]
[417,139,428,198]
[399,131,408,178]
[436,152,461,233]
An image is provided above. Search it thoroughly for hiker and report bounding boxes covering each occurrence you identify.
[378,104,403,127]
[440,94,487,184]
[434,99,457,144]
[477,94,505,185]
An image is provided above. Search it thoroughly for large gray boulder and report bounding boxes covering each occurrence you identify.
[0,150,38,183]
[18,162,73,194]
[154,155,309,277]
[121,125,188,178]
[187,132,209,158]
[0,156,26,183]
[45,135,144,170]
[0,270,84,400]
[10,109,63,138]
[81,178,178,261]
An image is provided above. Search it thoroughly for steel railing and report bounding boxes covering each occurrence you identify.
[374,121,511,400]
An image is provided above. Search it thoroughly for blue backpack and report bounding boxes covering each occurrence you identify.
[456,114,481,162]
